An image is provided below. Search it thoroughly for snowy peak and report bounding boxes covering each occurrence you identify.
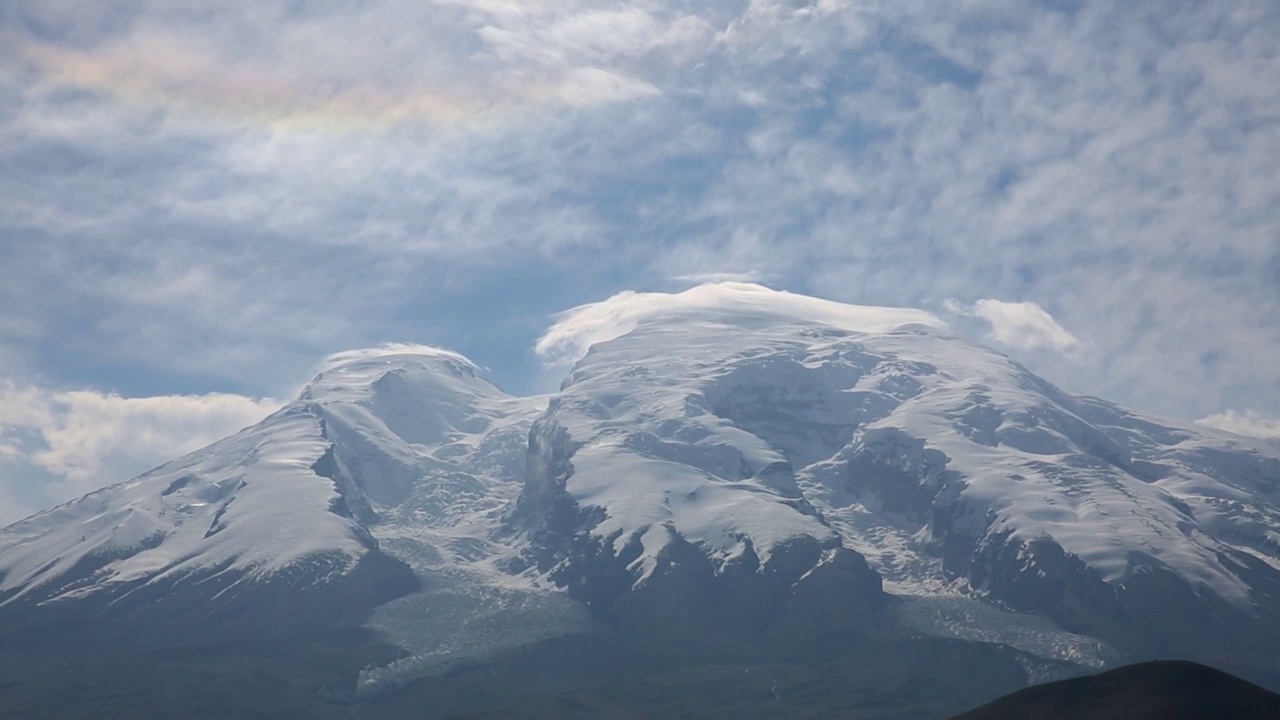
[0,345,527,646]
[303,344,513,449]
[0,397,422,651]
[298,344,539,514]
[305,344,492,406]
[0,286,1278,672]
[536,282,947,368]
[0,405,357,599]
[514,289,1280,664]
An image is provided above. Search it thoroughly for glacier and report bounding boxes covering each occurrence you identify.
[1,282,1278,702]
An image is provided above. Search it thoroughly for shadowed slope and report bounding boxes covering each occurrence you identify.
[950,660,1280,720]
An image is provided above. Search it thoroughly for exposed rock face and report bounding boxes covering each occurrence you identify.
[513,450,886,655]
[502,288,1280,669]
[506,330,889,655]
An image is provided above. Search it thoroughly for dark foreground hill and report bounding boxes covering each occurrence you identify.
[950,660,1280,720]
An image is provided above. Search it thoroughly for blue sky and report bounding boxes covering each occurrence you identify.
[1,0,1277,522]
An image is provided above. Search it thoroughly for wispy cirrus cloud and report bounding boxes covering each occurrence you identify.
[644,0,1278,419]
[1,0,1276,517]
[670,270,770,286]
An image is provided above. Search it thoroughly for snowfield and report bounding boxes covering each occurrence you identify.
[2,283,1278,685]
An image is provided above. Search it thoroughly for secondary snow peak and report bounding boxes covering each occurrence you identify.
[319,343,480,375]
[301,343,502,407]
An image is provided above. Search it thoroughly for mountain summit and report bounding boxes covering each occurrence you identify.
[2,284,1278,709]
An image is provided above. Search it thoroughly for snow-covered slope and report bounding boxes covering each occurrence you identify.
[1,283,1278,676]
[0,346,538,648]
[508,284,1280,665]
[0,404,364,603]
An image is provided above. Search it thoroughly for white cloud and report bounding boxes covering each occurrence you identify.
[0,0,1276,427]
[0,382,279,524]
[535,282,945,366]
[320,343,477,372]
[670,271,769,285]
[944,298,1083,356]
[1196,410,1280,439]
[557,67,660,106]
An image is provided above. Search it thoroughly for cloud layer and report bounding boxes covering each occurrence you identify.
[1,1,1276,515]
[536,282,944,367]
[0,383,278,525]
[1196,410,1280,439]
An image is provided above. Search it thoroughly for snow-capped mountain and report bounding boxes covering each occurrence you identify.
[2,283,1278,690]
[0,347,539,649]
